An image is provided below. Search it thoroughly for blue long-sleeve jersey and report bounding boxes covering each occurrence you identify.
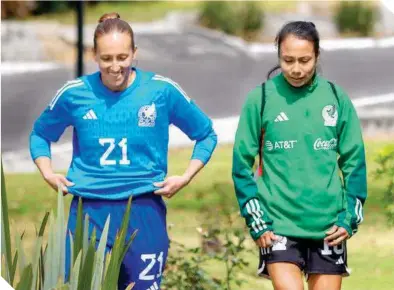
[30,68,217,199]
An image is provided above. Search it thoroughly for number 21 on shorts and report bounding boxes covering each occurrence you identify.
[139,252,164,281]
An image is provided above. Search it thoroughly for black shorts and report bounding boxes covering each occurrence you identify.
[257,235,350,279]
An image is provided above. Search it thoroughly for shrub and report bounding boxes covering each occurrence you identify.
[240,1,264,40]
[162,183,251,290]
[334,1,379,37]
[199,1,264,40]
[31,1,71,15]
[374,144,394,226]
[1,1,100,19]
[199,1,238,35]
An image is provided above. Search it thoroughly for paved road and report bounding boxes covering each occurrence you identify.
[2,30,394,154]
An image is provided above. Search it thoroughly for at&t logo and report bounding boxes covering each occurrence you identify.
[265,140,297,151]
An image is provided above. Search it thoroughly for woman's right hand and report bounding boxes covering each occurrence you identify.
[255,231,278,248]
[44,173,74,195]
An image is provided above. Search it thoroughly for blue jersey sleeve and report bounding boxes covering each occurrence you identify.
[191,130,217,164]
[30,80,79,160]
[30,130,51,160]
[167,81,217,164]
[33,81,76,142]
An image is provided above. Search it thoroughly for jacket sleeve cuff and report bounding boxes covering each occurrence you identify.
[335,221,354,238]
[250,225,273,241]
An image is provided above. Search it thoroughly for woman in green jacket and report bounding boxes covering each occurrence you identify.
[232,21,367,290]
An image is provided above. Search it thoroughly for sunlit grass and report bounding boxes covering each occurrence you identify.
[4,139,394,289]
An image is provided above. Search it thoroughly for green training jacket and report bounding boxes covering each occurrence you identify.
[232,73,367,240]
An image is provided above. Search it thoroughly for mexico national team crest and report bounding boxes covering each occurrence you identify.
[138,103,157,127]
[322,105,338,127]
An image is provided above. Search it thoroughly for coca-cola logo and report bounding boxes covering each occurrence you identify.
[314,138,337,150]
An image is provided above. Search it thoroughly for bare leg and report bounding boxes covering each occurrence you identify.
[308,274,342,290]
[267,262,304,290]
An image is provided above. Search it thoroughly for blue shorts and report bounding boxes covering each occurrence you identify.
[65,193,169,290]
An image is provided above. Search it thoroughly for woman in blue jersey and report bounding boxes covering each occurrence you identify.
[30,12,217,290]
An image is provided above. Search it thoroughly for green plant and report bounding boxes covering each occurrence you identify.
[199,1,238,35]
[162,225,250,290]
[162,183,250,290]
[334,1,379,37]
[374,144,394,226]
[214,227,250,290]
[198,1,264,40]
[1,161,136,289]
[205,184,250,289]
[32,1,71,15]
[162,239,221,290]
[240,1,264,39]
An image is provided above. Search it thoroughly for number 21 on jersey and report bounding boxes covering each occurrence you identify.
[99,138,130,166]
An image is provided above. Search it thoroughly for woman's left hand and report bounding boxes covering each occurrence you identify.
[153,175,190,199]
[324,225,349,246]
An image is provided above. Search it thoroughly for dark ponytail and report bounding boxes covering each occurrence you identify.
[267,21,320,79]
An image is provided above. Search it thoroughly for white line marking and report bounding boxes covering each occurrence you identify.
[382,0,394,14]
[352,93,394,107]
[1,62,61,76]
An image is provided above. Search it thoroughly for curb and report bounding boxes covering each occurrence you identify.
[189,24,394,58]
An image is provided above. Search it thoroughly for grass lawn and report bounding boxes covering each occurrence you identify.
[24,1,382,25]
[26,1,298,25]
[3,139,394,289]
[28,1,199,25]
